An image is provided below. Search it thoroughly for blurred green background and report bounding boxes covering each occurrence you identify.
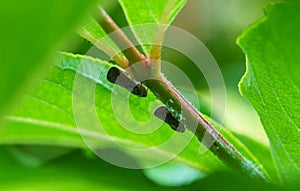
[0,0,291,190]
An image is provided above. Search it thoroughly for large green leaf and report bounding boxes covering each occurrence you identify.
[119,0,187,55]
[237,3,300,184]
[0,0,98,115]
[1,52,225,174]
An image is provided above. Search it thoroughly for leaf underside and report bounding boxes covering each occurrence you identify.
[238,2,300,184]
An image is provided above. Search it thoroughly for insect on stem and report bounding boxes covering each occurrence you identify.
[107,67,148,97]
[96,7,269,181]
[154,106,185,133]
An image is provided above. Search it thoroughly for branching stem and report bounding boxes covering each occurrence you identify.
[95,7,269,181]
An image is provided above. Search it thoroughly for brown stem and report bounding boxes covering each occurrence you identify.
[94,7,268,181]
[95,7,148,66]
[144,77,267,180]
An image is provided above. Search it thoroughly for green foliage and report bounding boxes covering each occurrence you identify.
[1,146,286,191]
[0,146,172,191]
[0,0,98,115]
[2,52,224,173]
[0,0,299,189]
[79,0,272,181]
[238,2,300,184]
[0,50,272,180]
[119,0,187,54]
[78,16,126,61]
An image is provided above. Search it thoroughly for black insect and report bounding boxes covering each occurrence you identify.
[106,66,147,97]
[154,106,185,133]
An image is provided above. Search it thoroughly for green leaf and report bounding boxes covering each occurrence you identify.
[0,146,177,191]
[119,0,187,55]
[0,0,98,115]
[78,16,119,54]
[78,16,129,67]
[5,145,71,168]
[1,52,224,174]
[237,2,300,184]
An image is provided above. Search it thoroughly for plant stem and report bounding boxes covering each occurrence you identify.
[144,77,267,180]
[95,7,148,66]
[95,7,268,181]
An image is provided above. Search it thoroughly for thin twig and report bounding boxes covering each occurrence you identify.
[95,7,148,66]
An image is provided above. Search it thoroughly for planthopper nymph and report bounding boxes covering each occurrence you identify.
[106,66,148,97]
